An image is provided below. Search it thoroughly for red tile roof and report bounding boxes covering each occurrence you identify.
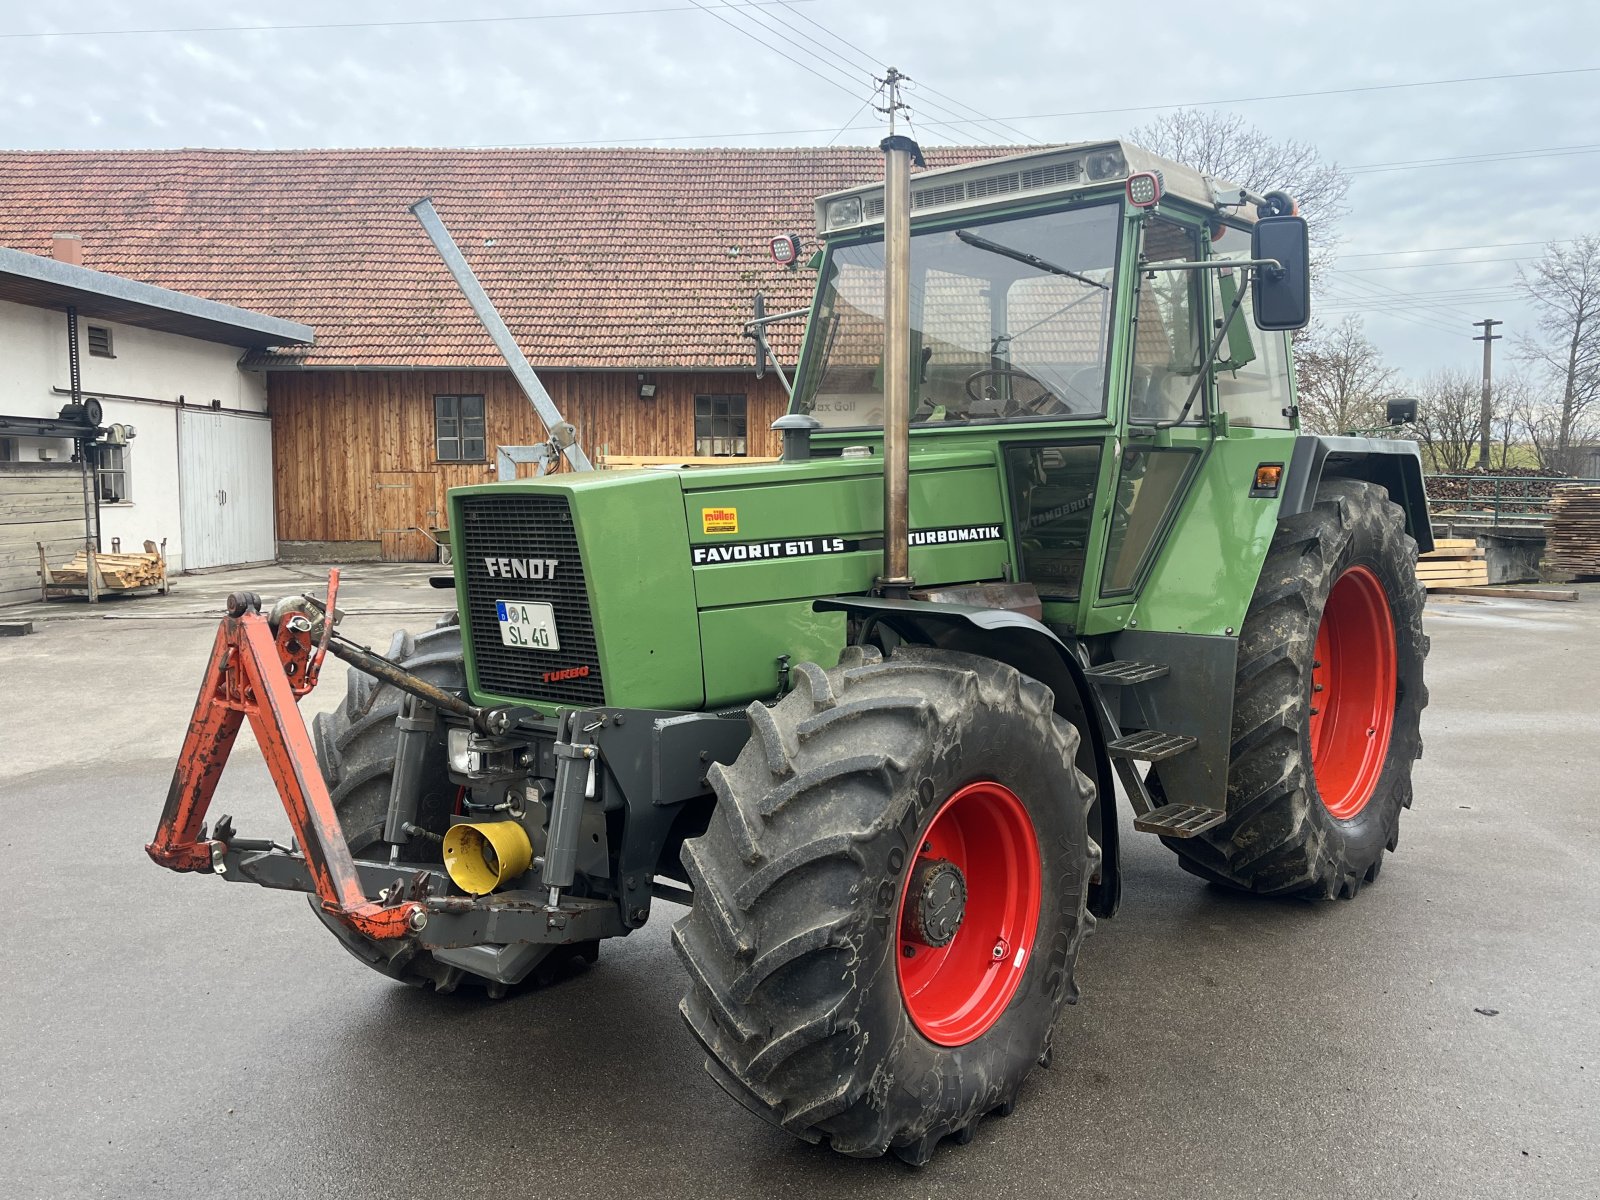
[0,147,1007,370]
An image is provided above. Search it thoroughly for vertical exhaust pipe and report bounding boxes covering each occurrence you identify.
[877,134,923,597]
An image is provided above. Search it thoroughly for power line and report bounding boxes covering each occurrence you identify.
[679,0,866,108]
[1332,256,1535,272]
[978,65,1600,128]
[719,1,998,144]
[770,1,1040,144]
[1336,238,1568,260]
[1326,269,1491,325]
[826,93,877,148]
[0,1,820,39]
[485,63,1600,147]
[1348,143,1600,175]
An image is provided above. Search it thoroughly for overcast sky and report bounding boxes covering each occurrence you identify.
[0,0,1590,379]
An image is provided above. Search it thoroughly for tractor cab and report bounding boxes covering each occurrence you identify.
[782,140,1309,632]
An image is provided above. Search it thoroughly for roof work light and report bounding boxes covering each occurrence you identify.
[769,234,802,265]
[1126,171,1164,208]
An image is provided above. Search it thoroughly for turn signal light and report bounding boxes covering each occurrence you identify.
[1251,463,1285,497]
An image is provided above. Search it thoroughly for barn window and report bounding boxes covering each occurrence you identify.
[97,443,130,502]
[87,324,115,357]
[695,394,747,457]
[434,394,486,462]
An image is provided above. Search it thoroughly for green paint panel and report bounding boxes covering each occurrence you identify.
[684,453,1011,609]
[449,470,706,713]
[700,601,848,708]
[1127,429,1299,635]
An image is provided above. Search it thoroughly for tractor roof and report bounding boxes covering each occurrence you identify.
[813,140,1253,235]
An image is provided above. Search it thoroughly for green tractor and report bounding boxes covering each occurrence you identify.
[150,136,1430,1165]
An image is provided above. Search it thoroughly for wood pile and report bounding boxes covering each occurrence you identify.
[43,540,166,592]
[1416,539,1488,590]
[1546,485,1600,578]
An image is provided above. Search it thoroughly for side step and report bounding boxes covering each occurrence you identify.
[1134,803,1227,839]
[1107,730,1197,762]
[1083,660,1169,685]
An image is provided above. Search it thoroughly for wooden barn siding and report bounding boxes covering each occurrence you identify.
[268,369,789,543]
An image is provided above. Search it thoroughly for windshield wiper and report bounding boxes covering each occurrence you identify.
[956,229,1109,291]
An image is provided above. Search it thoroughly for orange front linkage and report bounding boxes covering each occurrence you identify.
[145,573,424,941]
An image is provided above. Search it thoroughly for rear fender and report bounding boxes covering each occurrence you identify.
[814,596,1122,919]
[1281,435,1434,553]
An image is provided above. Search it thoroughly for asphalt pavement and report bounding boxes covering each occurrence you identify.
[1,565,1595,1199]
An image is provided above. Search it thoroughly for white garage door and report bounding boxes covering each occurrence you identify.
[178,408,276,570]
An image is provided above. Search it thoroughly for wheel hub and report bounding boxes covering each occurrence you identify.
[904,858,967,947]
[894,780,1043,1047]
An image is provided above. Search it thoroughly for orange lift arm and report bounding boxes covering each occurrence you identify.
[145,577,425,941]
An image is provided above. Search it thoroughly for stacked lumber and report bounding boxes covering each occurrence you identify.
[50,542,165,589]
[1417,538,1488,590]
[1546,485,1600,577]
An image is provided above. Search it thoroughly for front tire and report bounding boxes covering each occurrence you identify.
[674,645,1097,1164]
[308,620,475,991]
[1162,478,1428,898]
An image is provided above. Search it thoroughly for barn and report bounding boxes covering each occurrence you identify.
[0,146,996,562]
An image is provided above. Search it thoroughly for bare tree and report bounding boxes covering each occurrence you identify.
[1128,110,1351,251]
[1294,316,1398,435]
[1513,236,1600,474]
[1413,366,1491,472]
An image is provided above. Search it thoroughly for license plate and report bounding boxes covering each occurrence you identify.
[495,599,560,650]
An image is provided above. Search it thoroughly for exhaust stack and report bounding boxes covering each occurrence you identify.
[877,133,923,597]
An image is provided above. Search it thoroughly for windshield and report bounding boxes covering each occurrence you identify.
[794,202,1122,428]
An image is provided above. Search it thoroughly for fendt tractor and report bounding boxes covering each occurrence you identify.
[149,135,1430,1165]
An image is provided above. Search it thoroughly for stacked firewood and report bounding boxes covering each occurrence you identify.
[1546,486,1600,577]
[51,541,166,589]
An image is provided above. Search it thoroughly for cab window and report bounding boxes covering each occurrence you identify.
[1130,219,1205,423]
[1209,226,1295,429]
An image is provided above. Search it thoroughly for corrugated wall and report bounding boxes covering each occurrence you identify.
[267,368,789,548]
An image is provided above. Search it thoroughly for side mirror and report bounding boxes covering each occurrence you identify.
[1387,397,1419,425]
[1251,216,1311,331]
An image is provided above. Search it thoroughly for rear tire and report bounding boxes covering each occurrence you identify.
[674,645,1097,1164]
[1161,478,1428,898]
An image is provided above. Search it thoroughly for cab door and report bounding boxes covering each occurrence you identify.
[1087,216,1211,631]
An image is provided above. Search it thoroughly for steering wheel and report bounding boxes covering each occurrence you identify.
[964,368,1057,416]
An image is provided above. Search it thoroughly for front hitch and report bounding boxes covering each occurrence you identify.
[145,574,428,941]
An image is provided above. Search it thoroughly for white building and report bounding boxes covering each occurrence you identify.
[0,239,312,603]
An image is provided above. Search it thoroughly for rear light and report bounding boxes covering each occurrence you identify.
[1126,171,1164,208]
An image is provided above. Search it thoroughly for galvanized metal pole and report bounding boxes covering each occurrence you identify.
[877,134,919,596]
[409,198,593,472]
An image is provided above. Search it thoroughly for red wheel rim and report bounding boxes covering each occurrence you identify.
[1308,565,1397,820]
[895,780,1042,1047]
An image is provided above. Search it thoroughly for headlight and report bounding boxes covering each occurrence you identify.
[825,196,863,229]
[1086,149,1127,180]
[447,727,477,775]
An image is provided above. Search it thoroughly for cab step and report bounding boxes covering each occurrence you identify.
[1083,660,1169,685]
[1133,803,1228,838]
[1106,730,1197,762]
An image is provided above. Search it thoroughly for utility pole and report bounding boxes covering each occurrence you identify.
[1472,318,1502,469]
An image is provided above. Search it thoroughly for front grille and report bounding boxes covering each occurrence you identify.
[457,493,604,706]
